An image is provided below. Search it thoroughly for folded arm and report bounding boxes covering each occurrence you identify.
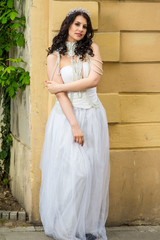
[47,53,84,145]
[47,43,103,94]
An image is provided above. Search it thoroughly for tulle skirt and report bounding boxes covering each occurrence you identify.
[39,101,110,240]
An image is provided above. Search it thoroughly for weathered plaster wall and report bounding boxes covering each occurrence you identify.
[0,102,3,172]
[0,102,2,132]
[9,0,32,219]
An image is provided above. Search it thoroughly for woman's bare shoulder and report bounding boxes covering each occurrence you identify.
[90,42,101,59]
[91,42,100,52]
[47,51,58,63]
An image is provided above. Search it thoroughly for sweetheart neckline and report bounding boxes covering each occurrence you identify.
[60,61,88,73]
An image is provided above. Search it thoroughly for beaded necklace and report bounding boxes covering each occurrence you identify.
[65,41,85,99]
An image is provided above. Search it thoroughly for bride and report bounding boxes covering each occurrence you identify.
[39,8,110,240]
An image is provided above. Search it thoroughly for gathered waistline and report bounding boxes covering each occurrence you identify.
[53,98,101,114]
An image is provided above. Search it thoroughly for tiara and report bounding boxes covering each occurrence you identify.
[67,8,90,17]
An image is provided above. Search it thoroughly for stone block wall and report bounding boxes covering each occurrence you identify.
[8,0,160,225]
[96,0,160,225]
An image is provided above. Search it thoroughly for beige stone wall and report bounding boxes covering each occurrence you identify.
[9,0,160,225]
[97,0,160,226]
[30,0,50,222]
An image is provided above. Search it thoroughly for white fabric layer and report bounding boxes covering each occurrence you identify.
[39,63,110,240]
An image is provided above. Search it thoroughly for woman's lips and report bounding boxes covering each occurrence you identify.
[75,33,82,37]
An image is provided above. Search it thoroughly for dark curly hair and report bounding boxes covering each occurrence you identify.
[47,10,94,60]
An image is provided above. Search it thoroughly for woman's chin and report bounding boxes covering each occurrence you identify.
[76,37,83,41]
[74,35,84,41]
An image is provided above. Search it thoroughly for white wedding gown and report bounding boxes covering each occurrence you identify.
[39,61,110,240]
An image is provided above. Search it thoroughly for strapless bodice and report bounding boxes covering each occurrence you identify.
[55,61,100,109]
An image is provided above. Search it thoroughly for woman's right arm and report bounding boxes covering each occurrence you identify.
[46,53,84,146]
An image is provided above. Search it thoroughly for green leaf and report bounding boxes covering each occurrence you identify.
[15,16,26,23]
[6,134,12,144]
[8,66,16,71]
[22,74,30,85]
[3,178,9,185]
[0,10,11,20]
[1,81,5,87]
[10,22,22,30]
[0,2,6,8]
[17,36,25,47]
[0,49,3,57]
[7,58,24,63]
[7,0,14,8]
[2,17,7,24]
[14,32,21,40]
[0,150,7,160]
[0,66,3,71]
[6,79,10,85]
[1,66,16,76]
[6,85,15,97]
[5,45,11,52]
[10,11,18,20]
[17,66,25,72]
[19,72,26,81]
[12,81,18,88]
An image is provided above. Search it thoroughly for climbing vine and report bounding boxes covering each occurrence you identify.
[0,0,30,186]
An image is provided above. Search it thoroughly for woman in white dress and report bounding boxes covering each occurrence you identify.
[39,8,110,240]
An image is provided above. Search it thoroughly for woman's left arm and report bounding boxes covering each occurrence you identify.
[47,43,103,94]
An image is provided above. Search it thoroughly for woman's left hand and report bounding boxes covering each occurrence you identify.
[45,80,61,94]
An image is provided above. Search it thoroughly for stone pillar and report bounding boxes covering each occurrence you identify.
[10,0,50,222]
[9,0,32,220]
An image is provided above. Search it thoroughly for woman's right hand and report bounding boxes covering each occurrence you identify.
[71,124,84,146]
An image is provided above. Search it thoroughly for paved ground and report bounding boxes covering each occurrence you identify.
[0,225,160,240]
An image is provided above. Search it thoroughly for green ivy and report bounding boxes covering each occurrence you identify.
[0,0,30,186]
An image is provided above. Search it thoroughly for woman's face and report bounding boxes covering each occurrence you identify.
[67,15,87,42]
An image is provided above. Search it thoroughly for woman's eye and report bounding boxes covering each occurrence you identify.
[75,23,87,29]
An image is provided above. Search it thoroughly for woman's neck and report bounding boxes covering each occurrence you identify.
[65,41,77,57]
